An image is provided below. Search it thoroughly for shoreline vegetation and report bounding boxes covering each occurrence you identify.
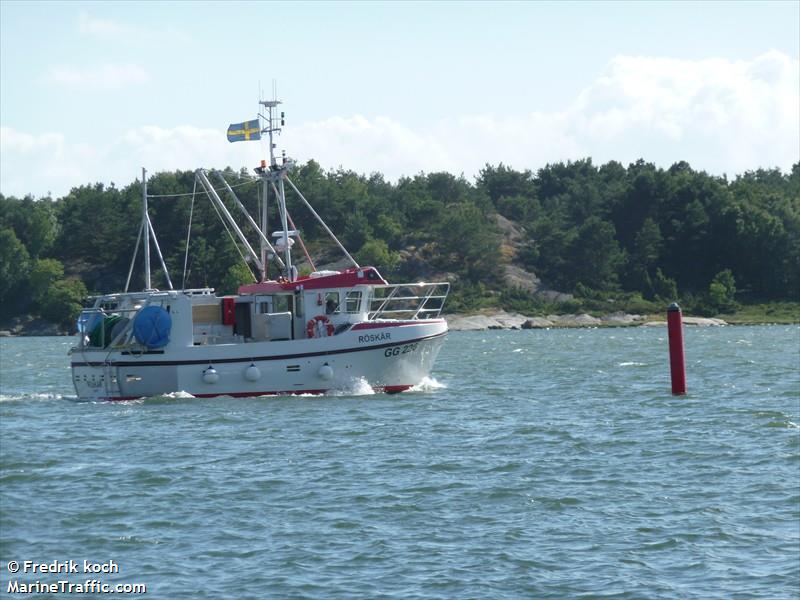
[2,158,798,335]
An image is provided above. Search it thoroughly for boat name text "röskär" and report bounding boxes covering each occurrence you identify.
[358,333,391,343]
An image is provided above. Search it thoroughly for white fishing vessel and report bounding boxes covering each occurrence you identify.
[69,99,449,401]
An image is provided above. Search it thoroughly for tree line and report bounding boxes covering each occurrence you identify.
[1,158,797,328]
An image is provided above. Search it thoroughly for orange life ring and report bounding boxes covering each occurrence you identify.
[307,315,334,338]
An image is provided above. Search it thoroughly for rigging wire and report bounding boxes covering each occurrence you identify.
[257,177,268,281]
[181,178,197,290]
[124,221,144,293]
[286,211,316,272]
[203,187,257,283]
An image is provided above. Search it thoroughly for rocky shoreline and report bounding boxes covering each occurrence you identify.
[445,310,727,331]
[0,316,69,337]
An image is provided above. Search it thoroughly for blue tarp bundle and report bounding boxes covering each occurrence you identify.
[133,306,172,348]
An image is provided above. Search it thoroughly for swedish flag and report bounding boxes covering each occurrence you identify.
[227,119,261,142]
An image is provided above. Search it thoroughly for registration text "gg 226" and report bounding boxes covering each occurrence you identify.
[384,342,418,357]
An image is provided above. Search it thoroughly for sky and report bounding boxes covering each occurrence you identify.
[1,0,798,199]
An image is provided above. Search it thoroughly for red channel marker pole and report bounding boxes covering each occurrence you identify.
[667,302,687,395]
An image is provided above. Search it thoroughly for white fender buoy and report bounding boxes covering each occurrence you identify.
[202,366,219,384]
[245,364,261,382]
[318,364,333,381]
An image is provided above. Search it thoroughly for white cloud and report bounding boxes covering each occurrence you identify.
[0,125,263,198]
[0,127,63,155]
[77,13,128,37]
[3,51,798,198]
[287,51,797,179]
[566,50,799,171]
[111,125,263,174]
[76,12,189,43]
[45,64,150,89]
[0,127,95,197]
[288,115,458,176]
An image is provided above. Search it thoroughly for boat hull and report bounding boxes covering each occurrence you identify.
[70,320,447,401]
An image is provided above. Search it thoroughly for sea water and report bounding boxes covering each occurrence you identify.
[1,326,798,598]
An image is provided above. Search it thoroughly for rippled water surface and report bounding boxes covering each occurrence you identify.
[1,326,799,598]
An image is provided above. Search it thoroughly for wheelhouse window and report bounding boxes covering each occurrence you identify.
[345,291,362,313]
[325,292,340,314]
[273,295,291,313]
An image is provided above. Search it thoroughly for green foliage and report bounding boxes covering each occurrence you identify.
[566,217,624,290]
[0,158,797,328]
[652,268,678,302]
[373,214,403,247]
[632,218,662,270]
[0,195,58,258]
[618,293,660,315]
[527,217,575,287]
[39,279,87,329]
[499,286,546,314]
[0,227,30,315]
[477,164,538,222]
[708,269,737,312]
[219,263,256,295]
[355,239,400,275]
[445,281,499,313]
[433,202,499,282]
[29,258,65,304]
[716,301,800,324]
[342,210,373,250]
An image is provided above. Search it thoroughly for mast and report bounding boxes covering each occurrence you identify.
[251,92,358,279]
[142,167,152,290]
[258,96,295,280]
[259,92,282,281]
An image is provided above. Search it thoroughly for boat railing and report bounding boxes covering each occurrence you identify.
[368,282,450,321]
[73,306,142,351]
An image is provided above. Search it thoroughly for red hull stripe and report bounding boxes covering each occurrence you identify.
[71,331,446,368]
[97,384,413,402]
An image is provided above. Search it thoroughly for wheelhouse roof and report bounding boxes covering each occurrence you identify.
[237,267,387,295]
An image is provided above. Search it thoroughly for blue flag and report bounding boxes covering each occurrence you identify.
[227,119,261,142]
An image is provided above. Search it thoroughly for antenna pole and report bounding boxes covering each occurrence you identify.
[142,167,152,290]
[259,97,282,167]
